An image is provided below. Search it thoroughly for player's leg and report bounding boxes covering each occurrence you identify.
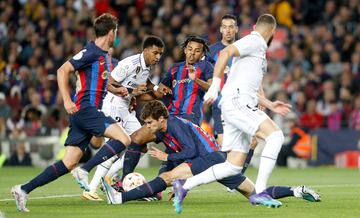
[212,100,224,145]
[253,117,284,193]
[12,145,84,212]
[181,119,248,191]
[102,161,186,204]
[72,108,130,190]
[121,125,157,180]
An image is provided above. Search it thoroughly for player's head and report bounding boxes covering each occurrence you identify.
[254,14,277,47]
[93,13,118,47]
[220,14,238,44]
[142,36,165,66]
[182,36,209,65]
[141,100,169,133]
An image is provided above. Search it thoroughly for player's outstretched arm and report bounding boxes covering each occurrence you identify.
[57,61,78,114]
[257,87,292,116]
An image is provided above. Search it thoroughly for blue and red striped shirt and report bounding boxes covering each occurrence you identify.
[155,116,219,162]
[161,60,213,125]
[69,42,115,110]
[206,41,233,89]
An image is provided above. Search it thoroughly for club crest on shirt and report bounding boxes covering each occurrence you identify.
[102,70,108,80]
[135,66,141,74]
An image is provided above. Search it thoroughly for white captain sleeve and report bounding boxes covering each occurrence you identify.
[233,35,261,57]
[110,57,134,83]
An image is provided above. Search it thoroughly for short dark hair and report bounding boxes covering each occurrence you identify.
[93,13,118,37]
[181,35,210,53]
[221,14,237,25]
[256,14,277,28]
[141,100,169,121]
[142,36,165,50]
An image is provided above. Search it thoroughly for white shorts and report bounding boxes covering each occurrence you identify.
[221,96,269,153]
[101,104,141,135]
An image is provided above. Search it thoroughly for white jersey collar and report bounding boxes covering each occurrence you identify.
[140,52,150,71]
[250,31,268,48]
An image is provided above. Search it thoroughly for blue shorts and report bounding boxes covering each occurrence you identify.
[188,152,246,189]
[212,97,223,135]
[65,106,116,151]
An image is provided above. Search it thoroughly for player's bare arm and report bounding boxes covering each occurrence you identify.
[257,85,292,116]
[204,45,240,105]
[57,61,78,114]
[107,75,129,97]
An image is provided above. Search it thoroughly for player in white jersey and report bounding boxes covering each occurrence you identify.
[172,14,292,208]
[82,36,169,201]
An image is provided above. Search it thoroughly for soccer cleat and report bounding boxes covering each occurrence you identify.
[82,191,103,201]
[11,185,29,212]
[101,177,122,204]
[71,167,90,191]
[172,180,188,214]
[249,191,282,208]
[138,192,163,202]
[294,186,321,202]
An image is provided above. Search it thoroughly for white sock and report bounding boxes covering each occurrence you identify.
[183,161,242,190]
[88,155,118,192]
[106,154,125,178]
[255,130,284,193]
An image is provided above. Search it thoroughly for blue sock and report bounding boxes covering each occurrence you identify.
[121,143,143,180]
[82,140,126,172]
[122,177,167,203]
[266,186,294,199]
[21,161,69,194]
[241,148,254,174]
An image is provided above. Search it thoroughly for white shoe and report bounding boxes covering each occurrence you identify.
[82,191,103,201]
[294,185,321,202]
[11,185,29,212]
[100,177,122,204]
[226,187,236,193]
[71,167,90,191]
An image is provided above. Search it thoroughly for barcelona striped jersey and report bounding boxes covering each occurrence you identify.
[206,41,233,89]
[161,60,213,125]
[69,42,115,110]
[155,116,219,162]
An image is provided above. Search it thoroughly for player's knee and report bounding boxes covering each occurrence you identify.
[115,134,131,147]
[62,159,78,170]
[90,137,104,148]
[159,172,172,186]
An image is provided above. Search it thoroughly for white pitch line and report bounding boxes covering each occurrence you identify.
[0,194,80,202]
[1,183,359,202]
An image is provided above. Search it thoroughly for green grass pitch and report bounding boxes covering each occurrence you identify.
[0,167,359,218]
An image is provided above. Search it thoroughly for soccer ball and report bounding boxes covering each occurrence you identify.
[122,172,146,191]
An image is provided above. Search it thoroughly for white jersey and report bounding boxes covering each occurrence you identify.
[220,31,268,107]
[104,53,152,108]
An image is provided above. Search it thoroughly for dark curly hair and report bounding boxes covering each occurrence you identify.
[140,100,169,121]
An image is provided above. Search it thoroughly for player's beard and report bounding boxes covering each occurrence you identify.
[267,35,273,47]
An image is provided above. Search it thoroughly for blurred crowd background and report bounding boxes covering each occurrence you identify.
[0,0,359,165]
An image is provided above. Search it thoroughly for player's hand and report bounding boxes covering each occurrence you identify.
[204,77,221,105]
[250,137,258,149]
[132,84,147,96]
[187,65,197,81]
[148,147,168,161]
[271,100,292,116]
[113,86,129,97]
[129,96,137,112]
[157,86,172,96]
[64,99,78,115]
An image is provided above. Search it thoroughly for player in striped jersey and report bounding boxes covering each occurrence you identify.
[114,36,213,188]
[11,13,131,212]
[101,101,320,208]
